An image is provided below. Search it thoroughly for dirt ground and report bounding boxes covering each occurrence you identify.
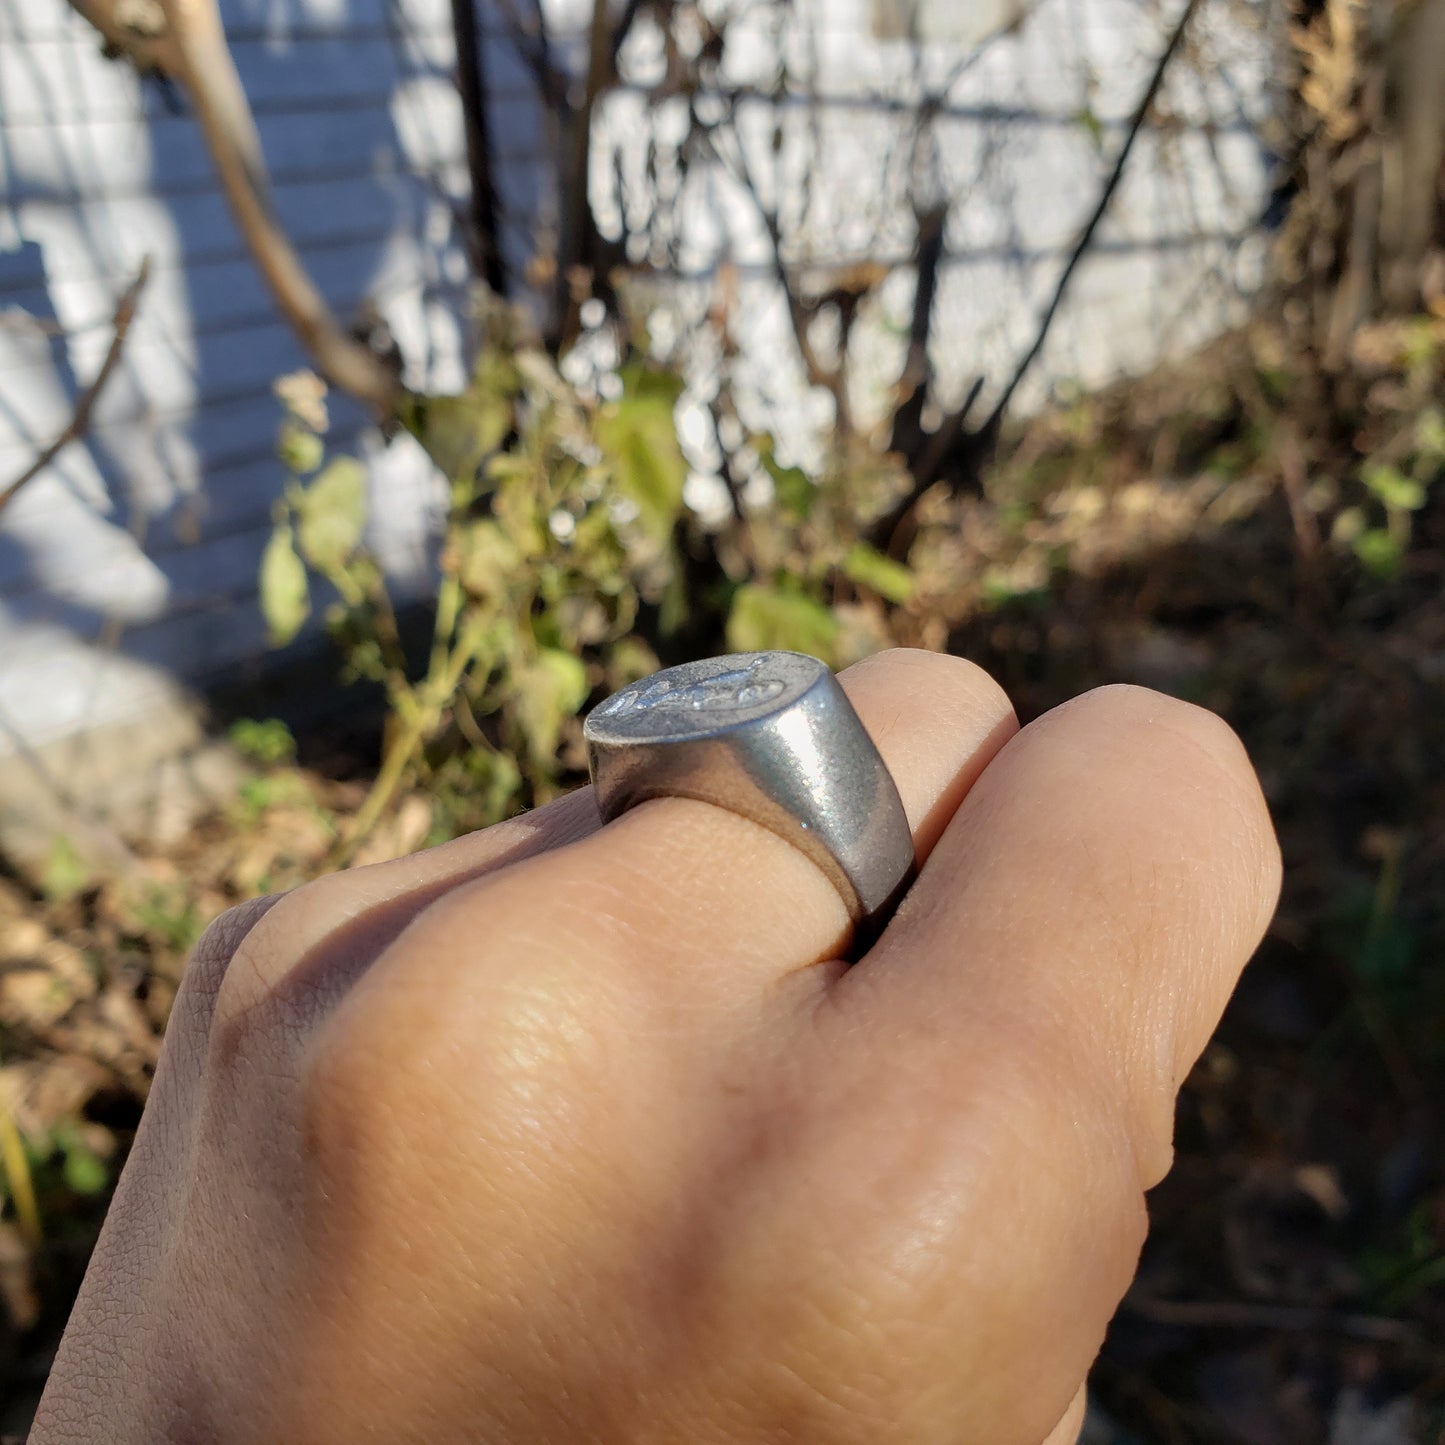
[2,325,1443,1442]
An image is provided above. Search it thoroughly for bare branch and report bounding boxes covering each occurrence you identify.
[869,0,1206,552]
[887,203,948,458]
[135,0,404,415]
[491,0,570,109]
[66,0,181,77]
[1124,1292,1420,1346]
[0,259,150,516]
[980,0,1206,435]
[689,107,848,426]
[449,0,509,295]
[551,0,622,344]
[73,3,407,414]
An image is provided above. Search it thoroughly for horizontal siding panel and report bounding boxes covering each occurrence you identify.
[1,239,428,337]
[0,364,322,488]
[9,170,449,278]
[1,35,413,127]
[0,0,422,39]
[1,520,275,623]
[0,129,543,210]
[121,590,321,687]
[0,219,488,314]
[0,587,328,728]
[0,26,545,128]
[0,224,478,378]
[0,375,371,499]
[0,0,474,41]
[0,421,372,592]
[2,111,459,204]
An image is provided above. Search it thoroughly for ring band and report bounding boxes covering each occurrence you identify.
[583,651,916,943]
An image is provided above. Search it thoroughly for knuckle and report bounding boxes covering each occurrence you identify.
[296,1009,388,1201]
[298,895,629,1167]
[1070,683,1281,901]
[207,875,352,1042]
[173,893,283,1032]
[1071,683,1255,785]
[850,647,1011,708]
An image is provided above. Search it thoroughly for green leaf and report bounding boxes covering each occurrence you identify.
[1076,105,1105,153]
[766,459,815,519]
[410,384,513,484]
[1361,463,1426,513]
[1402,319,1438,374]
[277,421,325,476]
[754,435,815,519]
[1331,505,1366,545]
[41,836,92,903]
[462,747,524,824]
[227,717,296,767]
[1354,528,1405,580]
[514,648,590,766]
[58,1133,109,1197]
[616,363,686,407]
[607,636,660,688]
[541,648,589,713]
[595,373,688,542]
[452,519,522,603]
[260,521,311,646]
[1417,407,1445,460]
[843,542,915,603]
[726,584,840,662]
[296,457,368,573]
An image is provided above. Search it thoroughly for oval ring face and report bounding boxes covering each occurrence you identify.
[585,652,824,743]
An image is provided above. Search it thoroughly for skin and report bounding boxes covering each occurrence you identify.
[30,649,1281,1445]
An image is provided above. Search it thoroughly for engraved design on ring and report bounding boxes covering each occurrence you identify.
[584,652,916,943]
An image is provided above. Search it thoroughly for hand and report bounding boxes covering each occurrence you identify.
[31,650,1280,1445]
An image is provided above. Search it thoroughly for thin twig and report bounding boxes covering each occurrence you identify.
[0,259,150,516]
[449,0,508,295]
[608,0,649,73]
[1125,1292,1421,1346]
[551,0,614,345]
[696,109,839,415]
[869,0,1204,550]
[980,0,1205,436]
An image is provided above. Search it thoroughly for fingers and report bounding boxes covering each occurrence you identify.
[314,650,1018,1032]
[841,684,1280,1178]
[798,686,1279,1440]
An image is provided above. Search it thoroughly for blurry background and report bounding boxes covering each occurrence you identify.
[0,1,1442,1439]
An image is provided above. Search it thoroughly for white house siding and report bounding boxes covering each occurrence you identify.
[0,0,1274,781]
[595,0,1274,468]
[0,0,554,760]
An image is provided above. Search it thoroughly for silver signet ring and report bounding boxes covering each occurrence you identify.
[583,651,916,942]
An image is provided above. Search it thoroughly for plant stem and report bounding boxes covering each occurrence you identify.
[342,713,428,861]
